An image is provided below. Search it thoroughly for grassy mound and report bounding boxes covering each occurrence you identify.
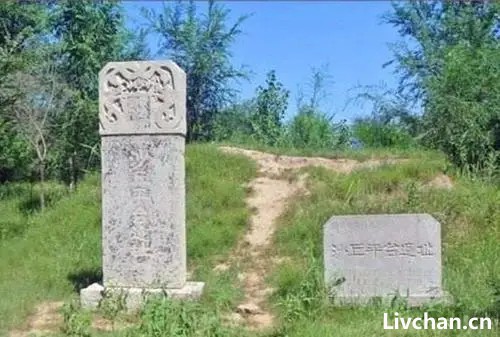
[1,145,498,336]
[0,144,255,334]
[272,157,499,336]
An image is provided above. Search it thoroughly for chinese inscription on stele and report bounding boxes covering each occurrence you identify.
[80,60,203,312]
[324,214,446,306]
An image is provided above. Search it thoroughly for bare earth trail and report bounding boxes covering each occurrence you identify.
[217,146,404,330]
[9,302,65,337]
[8,301,123,337]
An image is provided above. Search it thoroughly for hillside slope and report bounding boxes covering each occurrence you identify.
[0,145,498,337]
[1,144,256,336]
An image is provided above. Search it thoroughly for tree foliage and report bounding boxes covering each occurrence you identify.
[347,84,420,148]
[251,70,289,146]
[0,1,47,81]
[424,44,500,171]
[296,64,334,114]
[144,0,248,141]
[0,0,48,119]
[212,99,255,142]
[1,0,498,189]
[0,0,149,188]
[0,1,49,182]
[51,0,146,186]
[385,0,500,171]
[8,55,72,208]
[384,0,499,101]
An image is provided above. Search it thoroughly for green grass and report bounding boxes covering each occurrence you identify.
[270,156,499,336]
[0,143,498,337]
[186,144,255,265]
[0,182,68,241]
[0,144,256,335]
[0,174,102,333]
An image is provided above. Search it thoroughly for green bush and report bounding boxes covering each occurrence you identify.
[212,101,254,142]
[352,120,415,149]
[0,121,33,182]
[288,111,348,150]
[424,44,500,173]
[250,70,289,146]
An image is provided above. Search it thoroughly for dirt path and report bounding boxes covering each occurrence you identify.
[217,146,403,329]
[8,301,126,337]
[9,302,65,337]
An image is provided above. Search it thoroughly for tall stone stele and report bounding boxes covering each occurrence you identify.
[80,60,204,311]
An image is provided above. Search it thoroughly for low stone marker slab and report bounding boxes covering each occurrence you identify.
[80,60,204,311]
[324,214,445,306]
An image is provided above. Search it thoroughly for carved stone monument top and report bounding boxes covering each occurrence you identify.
[99,60,186,136]
[324,214,446,306]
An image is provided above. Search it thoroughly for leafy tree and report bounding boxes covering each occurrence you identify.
[296,64,334,114]
[251,70,289,146]
[345,83,419,149]
[348,84,421,137]
[144,0,248,141]
[8,57,72,208]
[424,44,500,170]
[0,1,50,182]
[385,0,500,171]
[0,1,48,82]
[0,120,32,182]
[384,0,500,102]
[0,0,46,112]
[212,99,255,142]
[51,0,147,187]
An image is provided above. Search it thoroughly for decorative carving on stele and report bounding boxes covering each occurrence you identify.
[99,61,186,136]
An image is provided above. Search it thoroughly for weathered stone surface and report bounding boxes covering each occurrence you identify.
[80,283,104,310]
[99,61,186,136]
[102,135,186,288]
[324,214,444,305]
[80,282,205,312]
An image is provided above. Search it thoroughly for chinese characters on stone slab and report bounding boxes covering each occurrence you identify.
[331,241,435,258]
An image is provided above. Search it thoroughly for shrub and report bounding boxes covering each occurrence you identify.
[212,100,255,142]
[250,70,289,146]
[424,45,500,173]
[287,111,348,150]
[352,120,415,149]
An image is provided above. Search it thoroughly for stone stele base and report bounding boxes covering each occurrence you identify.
[80,282,205,312]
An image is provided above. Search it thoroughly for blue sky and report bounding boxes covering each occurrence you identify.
[123,1,401,122]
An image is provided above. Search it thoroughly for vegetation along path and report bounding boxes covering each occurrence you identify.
[217,146,403,330]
